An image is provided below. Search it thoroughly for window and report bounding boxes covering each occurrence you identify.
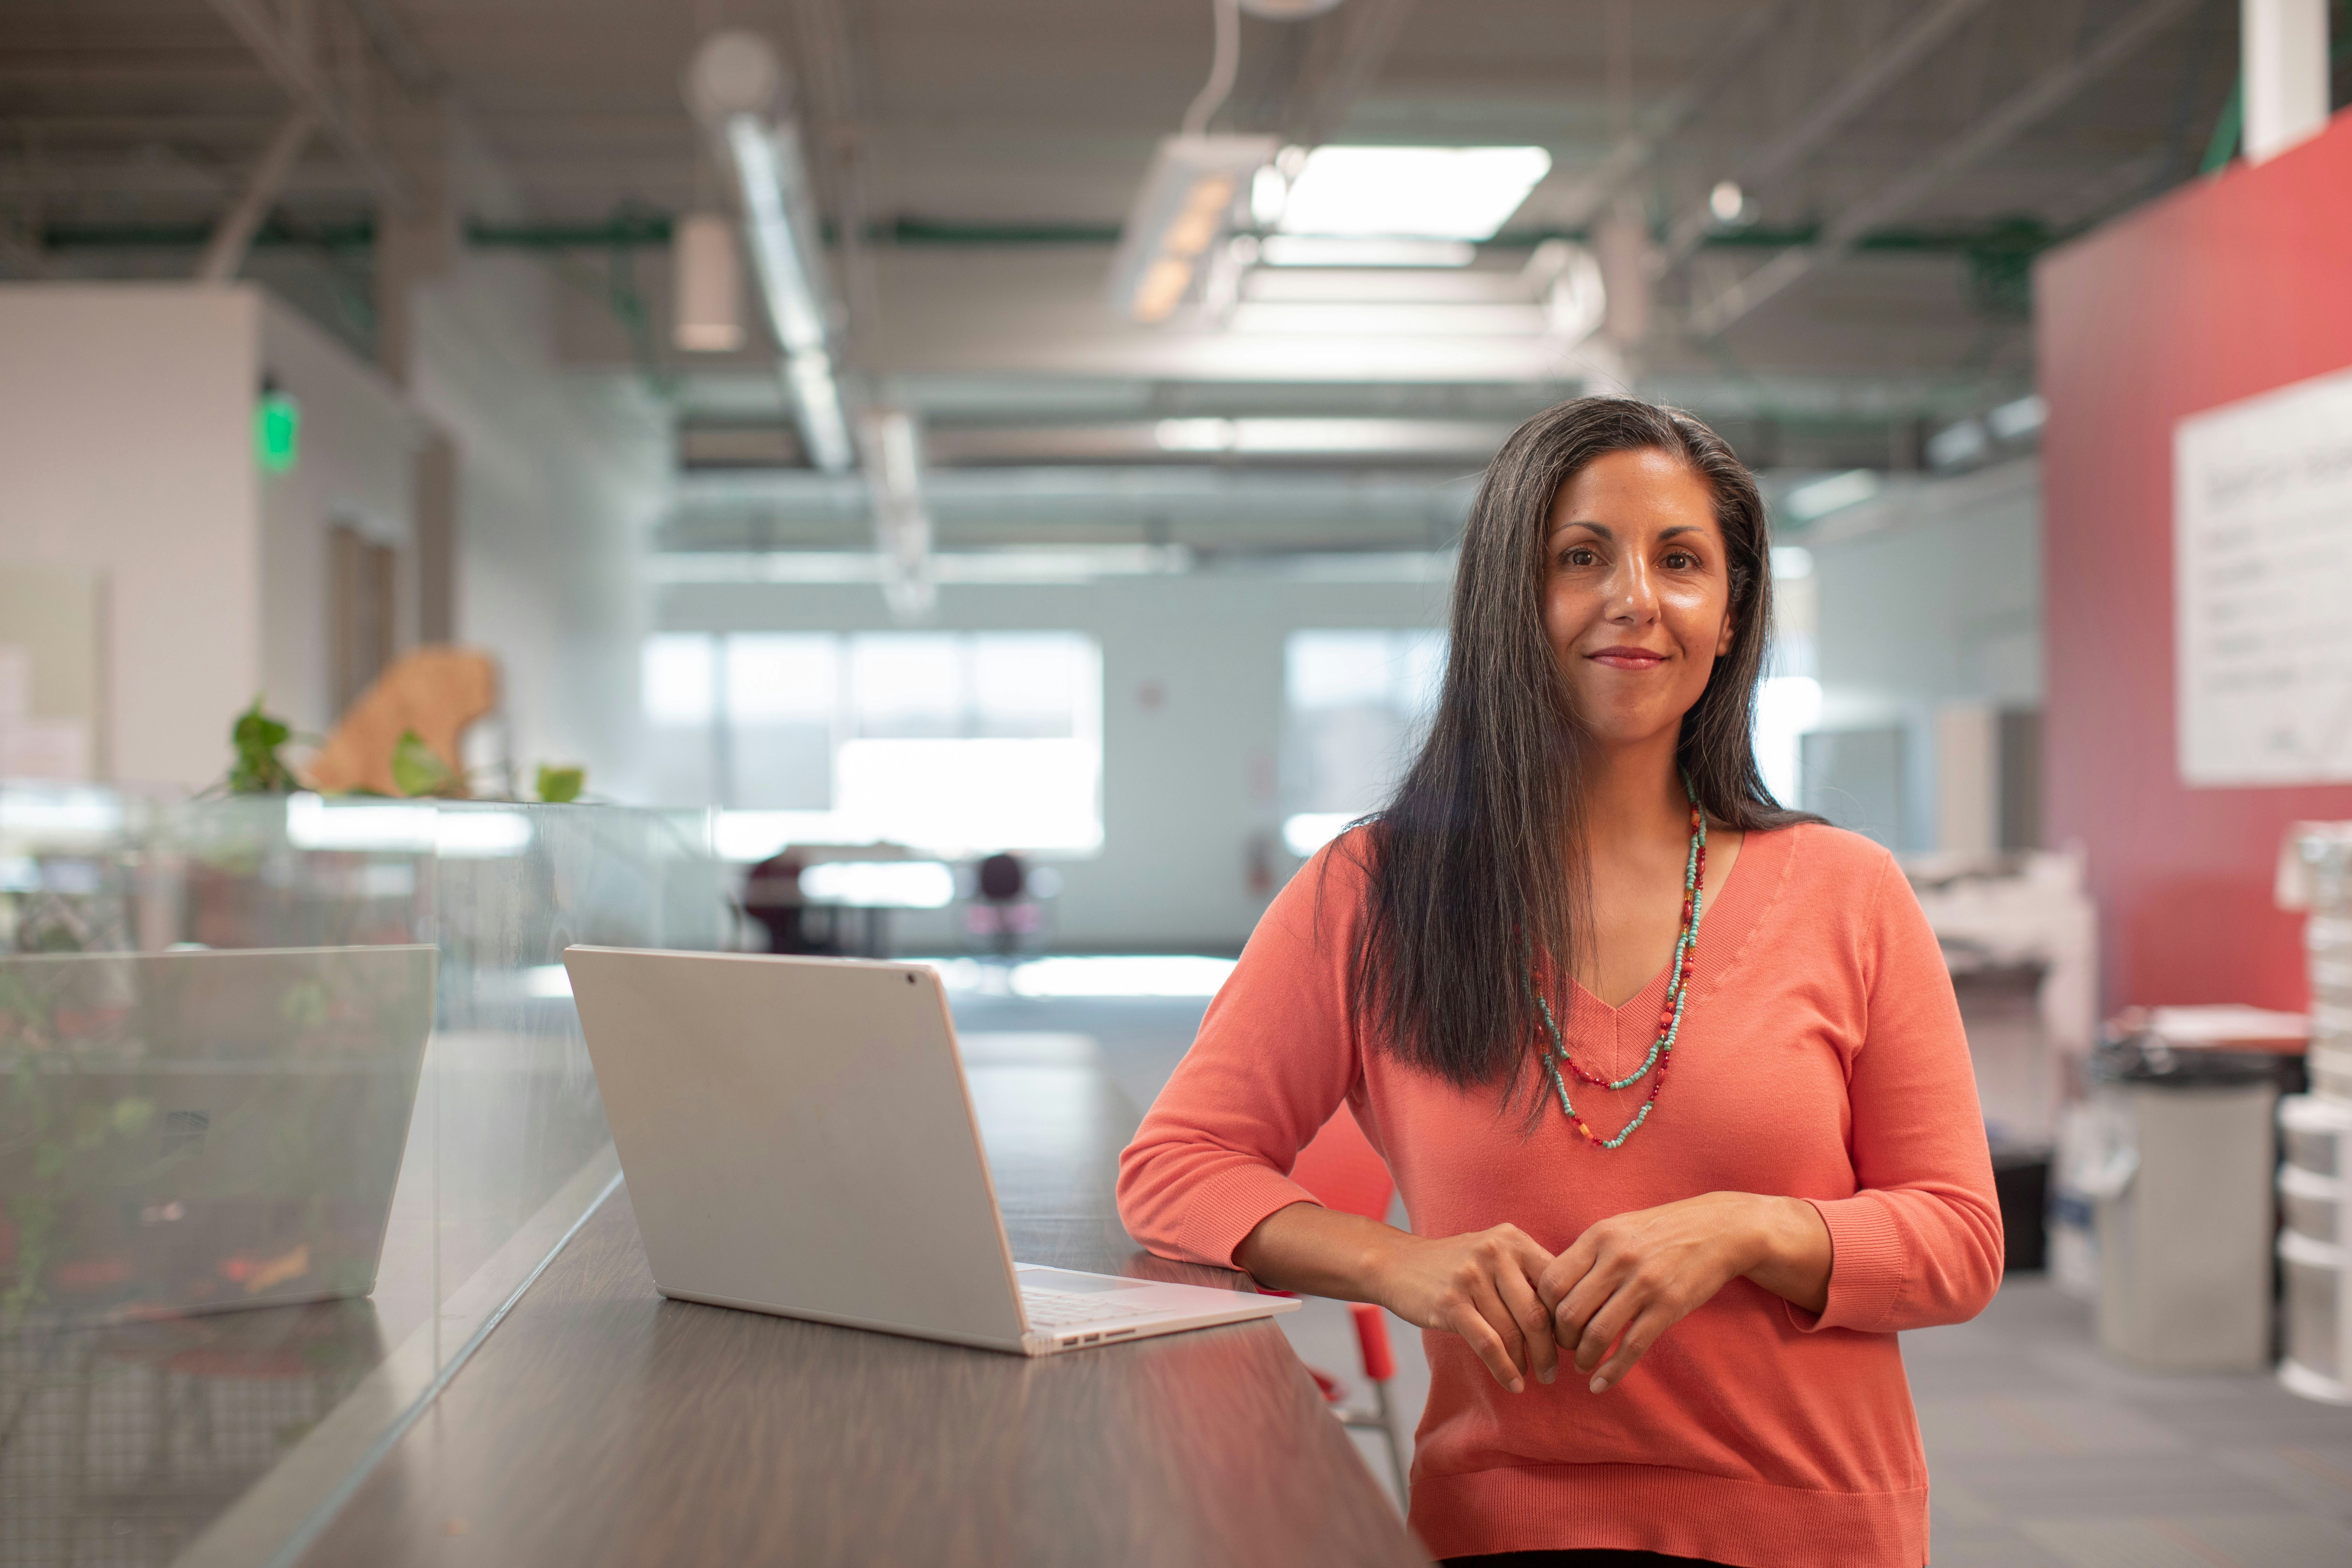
[1281,629,1446,856]
[642,631,1102,857]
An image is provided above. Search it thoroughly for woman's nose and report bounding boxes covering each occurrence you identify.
[1605,559,1659,622]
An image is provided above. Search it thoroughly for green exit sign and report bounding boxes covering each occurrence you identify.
[254,389,300,474]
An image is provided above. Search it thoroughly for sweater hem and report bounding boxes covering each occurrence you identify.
[1408,1462,1927,1568]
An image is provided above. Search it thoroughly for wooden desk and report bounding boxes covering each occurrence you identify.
[296,1035,1428,1567]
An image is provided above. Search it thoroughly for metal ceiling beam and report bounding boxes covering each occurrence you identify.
[1552,0,1796,231]
[194,108,315,281]
[1657,0,2000,273]
[203,0,411,210]
[1690,0,2201,338]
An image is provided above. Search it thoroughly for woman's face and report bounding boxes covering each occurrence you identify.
[1541,447,1737,751]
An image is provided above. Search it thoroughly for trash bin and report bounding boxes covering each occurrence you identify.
[2082,1034,2283,1371]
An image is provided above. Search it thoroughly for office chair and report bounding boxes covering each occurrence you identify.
[1288,1102,1410,1500]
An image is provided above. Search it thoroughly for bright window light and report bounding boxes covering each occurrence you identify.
[286,794,434,852]
[1754,676,1823,808]
[1783,470,1880,525]
[432,809,535,859]
[523,964,573,999]
[727,634,835,722]
[836,738,1101,854]
[1770,546,1814,580]
[799,860,956,908]
[1007,955,1237,998]
[1276,146,1552,240]
[1283,812,1359,856]
[643,634,716,726]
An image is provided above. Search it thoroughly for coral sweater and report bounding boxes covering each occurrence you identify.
[1117,823,2001,1567]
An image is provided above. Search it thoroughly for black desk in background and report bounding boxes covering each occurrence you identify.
[295,1034,1429,1567]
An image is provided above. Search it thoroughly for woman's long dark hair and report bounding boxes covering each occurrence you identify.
[1345,396,1817,1096]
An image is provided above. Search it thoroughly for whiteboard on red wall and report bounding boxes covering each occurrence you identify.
[2175,364,2352,786]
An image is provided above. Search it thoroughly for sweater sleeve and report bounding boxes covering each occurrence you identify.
[1115,841,1366,1269]
[1793,848,2005,1335]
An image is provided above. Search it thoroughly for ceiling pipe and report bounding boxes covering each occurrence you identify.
[1655,0,1997,276]
[1690,0,2200,338]
[195,108,316,282]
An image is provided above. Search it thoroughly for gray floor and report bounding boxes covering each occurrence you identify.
[947,991,2352,1566]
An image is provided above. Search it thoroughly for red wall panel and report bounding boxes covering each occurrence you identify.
[2039,112,2352,1014]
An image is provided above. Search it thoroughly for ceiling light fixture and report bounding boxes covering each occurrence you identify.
[1709,180,1746,224]
[1783,470,1881,523]
[686,31,853,472]
[856,407,935,621]
[1276,145,1553,239]
[1107,134,1277,322]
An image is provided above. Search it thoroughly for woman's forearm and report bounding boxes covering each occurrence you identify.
[1734,1193,1833,1314]
[1233,1200,1410,1302]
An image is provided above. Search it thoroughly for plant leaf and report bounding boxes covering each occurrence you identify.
[390,731,460,798]
[535,764,586,804]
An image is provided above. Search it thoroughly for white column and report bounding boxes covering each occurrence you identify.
[2243,0,2331,163]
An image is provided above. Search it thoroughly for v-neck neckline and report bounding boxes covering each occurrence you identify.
[1559,826,1790,1077]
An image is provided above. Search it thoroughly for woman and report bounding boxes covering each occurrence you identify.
[1117,397,2000,1568]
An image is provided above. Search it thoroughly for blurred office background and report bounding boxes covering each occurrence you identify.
[8,2,2352,1564]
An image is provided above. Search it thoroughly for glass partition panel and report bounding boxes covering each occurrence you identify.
[0,786,726,1566]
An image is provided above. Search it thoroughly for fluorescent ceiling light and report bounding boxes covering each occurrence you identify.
[1277,146,1552,240]
[725,113,853,473]
[1257,236,1475,268]
[1986,394,2047,441]
[1783,470,1880,524]
[1107,134,1276,323]
[1926,420,1989,470]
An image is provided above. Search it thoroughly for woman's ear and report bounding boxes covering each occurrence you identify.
[1716,606,1737,658]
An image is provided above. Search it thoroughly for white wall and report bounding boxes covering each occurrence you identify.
[407,256,665,800]
[0,285,259,786]
[1808,458,2043,850]
[257,295,420,736]
[662,573,1452,949]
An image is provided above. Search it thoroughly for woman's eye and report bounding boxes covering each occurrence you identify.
[1560,546,1599,567]
[1664,550,1698,569]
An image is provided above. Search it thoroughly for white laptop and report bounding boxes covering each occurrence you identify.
[562,946,1297,1356]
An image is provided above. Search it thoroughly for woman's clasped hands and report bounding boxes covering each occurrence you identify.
[1375,1192,1828,1396]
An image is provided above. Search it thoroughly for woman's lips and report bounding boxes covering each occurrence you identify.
[1587,647,1668,669]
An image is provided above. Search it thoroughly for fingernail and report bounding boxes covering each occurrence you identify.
[1589,1375,1608,1394]
[1508,1377,1524,1393]
[1538,1367,1555,1385]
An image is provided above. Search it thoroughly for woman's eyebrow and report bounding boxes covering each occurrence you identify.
[1549,519,1613,540]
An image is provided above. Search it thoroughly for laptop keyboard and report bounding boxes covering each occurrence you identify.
[1021,1286,1156,1329]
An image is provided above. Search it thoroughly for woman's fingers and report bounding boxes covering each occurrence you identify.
[1549,1250,1624,1353]
[1444,1294,1528,1393]
[1492,1251,1560,1385]
[1588,1303,1673,1392]
[1570,1275,1644,1375]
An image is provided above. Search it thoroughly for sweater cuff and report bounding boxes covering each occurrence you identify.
[1787,1195,1903,1334]
[1167,1162,1325,1271]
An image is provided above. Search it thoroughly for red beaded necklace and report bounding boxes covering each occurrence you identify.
[1529,774,1706,1149]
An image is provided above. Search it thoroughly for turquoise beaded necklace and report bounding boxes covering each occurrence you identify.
[1529,772,1707,1150]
